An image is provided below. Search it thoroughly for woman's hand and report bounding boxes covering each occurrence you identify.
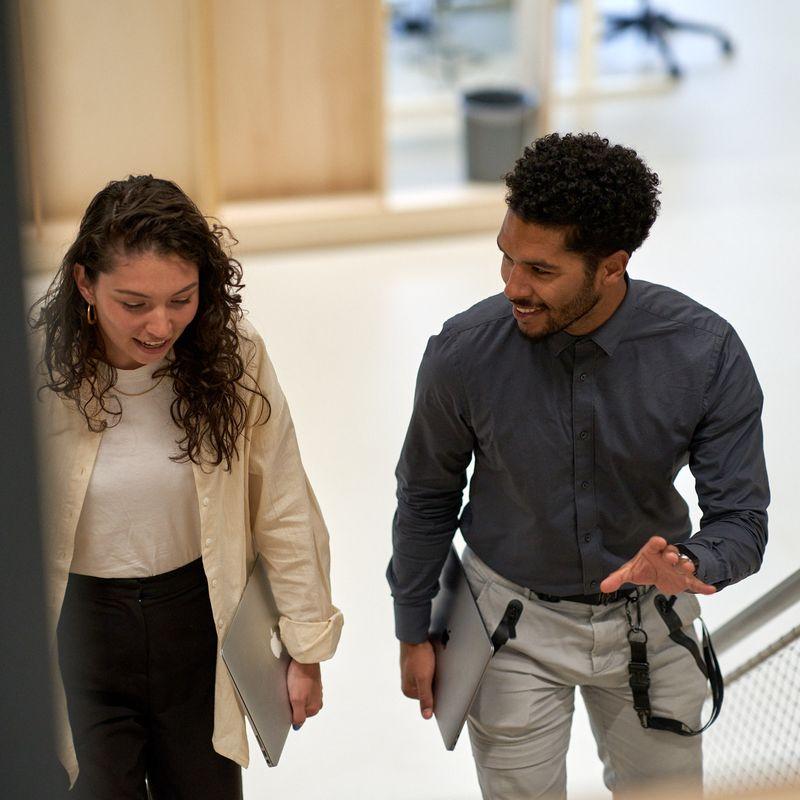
[286,660,323,729]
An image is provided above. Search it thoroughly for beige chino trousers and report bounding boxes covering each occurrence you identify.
[462,547,707,800]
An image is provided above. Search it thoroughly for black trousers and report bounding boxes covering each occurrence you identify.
[57,559,242,800]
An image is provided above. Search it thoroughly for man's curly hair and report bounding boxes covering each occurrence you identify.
[505,132,661,263]
[30,175,269,471]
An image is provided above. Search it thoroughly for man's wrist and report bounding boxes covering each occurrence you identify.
[677,542,732,591]
[676,544,700,574]
[400,640,431,650]
[394,600,432,644]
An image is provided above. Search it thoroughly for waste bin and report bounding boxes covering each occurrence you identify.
[463,88,538,182]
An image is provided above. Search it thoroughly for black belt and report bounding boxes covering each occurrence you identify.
[535,587,638,605]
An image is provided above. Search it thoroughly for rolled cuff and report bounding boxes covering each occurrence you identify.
[278,607,344,663]
[394,600,432,644]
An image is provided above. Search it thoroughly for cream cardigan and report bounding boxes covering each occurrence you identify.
[36,318,343,785]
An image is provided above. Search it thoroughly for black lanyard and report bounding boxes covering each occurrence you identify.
[626,590,724,736]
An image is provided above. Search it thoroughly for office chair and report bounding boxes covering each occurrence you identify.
[605,0,734,79]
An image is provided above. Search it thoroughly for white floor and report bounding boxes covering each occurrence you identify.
[27,2,800,798]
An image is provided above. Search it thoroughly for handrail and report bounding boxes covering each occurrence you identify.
[712,568,800,656]
[722,625,800,687]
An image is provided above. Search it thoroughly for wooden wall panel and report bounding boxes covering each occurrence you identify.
[20,0,199,220]
[212,0,383,201]
[18,0,384,223]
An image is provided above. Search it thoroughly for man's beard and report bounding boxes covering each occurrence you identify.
[515,273,601,341]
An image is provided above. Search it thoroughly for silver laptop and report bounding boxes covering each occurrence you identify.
[429,546,496,750]
[221,556,292,767]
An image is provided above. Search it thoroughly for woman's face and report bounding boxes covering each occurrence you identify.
[74,250,200,369]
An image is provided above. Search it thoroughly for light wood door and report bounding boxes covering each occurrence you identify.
[16,0,384,222]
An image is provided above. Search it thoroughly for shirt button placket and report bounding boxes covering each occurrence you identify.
[573,340,599,592]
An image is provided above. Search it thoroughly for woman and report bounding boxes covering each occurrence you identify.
[31,175,343,799]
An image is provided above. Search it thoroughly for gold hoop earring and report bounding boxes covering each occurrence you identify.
[86,303,97,325]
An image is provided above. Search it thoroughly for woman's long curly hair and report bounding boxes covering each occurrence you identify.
[30,175,269,471]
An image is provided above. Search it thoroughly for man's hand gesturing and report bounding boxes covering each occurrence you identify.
[600,536,716,596]
[400,641,435,720]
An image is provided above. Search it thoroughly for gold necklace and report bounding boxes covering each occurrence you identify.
[114,373,167,397]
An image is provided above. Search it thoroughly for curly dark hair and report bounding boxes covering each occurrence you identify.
[505,132,661,264]
[30,175,269,471]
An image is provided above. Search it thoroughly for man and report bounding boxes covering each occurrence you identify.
[387,132,769,798]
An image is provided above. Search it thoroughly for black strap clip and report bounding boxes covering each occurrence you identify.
[490,599,523,652]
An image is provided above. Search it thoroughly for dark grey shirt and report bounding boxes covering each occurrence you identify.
[388,277,770,643]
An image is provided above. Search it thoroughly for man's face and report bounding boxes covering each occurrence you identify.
[498,209,603,341]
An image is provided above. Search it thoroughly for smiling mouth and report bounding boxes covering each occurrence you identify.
[513,303,547,316]
[134,338,168,350]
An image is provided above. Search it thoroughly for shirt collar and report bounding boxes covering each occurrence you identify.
[546,273,635,358]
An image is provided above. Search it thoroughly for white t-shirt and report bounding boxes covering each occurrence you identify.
[70,359,202,578]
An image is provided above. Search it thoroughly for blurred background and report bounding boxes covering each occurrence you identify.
[5,1,799,798]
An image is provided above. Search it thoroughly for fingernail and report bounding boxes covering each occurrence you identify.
[292,723,303,731]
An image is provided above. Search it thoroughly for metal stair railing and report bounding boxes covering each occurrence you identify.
[703,568,800,796]
[712,569,800,656]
